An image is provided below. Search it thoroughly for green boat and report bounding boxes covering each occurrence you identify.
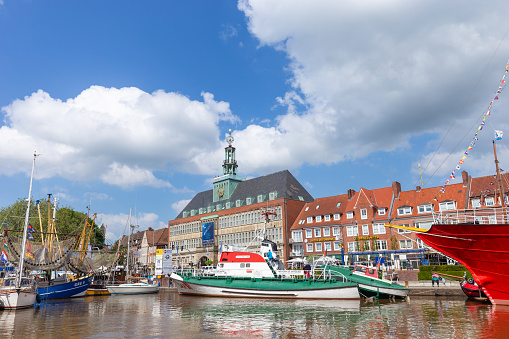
[326,264,409,299]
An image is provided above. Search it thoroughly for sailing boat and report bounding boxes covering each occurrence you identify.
[0,153,39,310]
[106,211,159,295]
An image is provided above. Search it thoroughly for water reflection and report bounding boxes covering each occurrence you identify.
[0,293,508,338]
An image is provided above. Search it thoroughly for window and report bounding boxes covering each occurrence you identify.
[307,216,313,223]
[306,230,312,238]
[346,226,358,237]
[336,202,341,208]
[315,243,322,252]
[415,222,432,230]
[334,242,341,251]
[298,196,304,201]
[372,223,386,235]
[236,200,242,207]
[362,241,370,251]
[397,206,412,215]
[399,240,413,249]
[323,228,330,236]
[485,197,495,206]
[333,213,340,220]
[269,192,277,200]
[246,197,252,205]
[314,228,321,237]
[324,214,330,221]
[439,201,456,211]
[324,242,331,251]
[292,231,302,242]
[316,215,322,222]
[226,202,231,209]
[362,224,369,235]
[471,198,480,208]
[305,207,309,211]
[397,223,411,234]
[298,219,305,224]
[378,208,386,216]
[332,227,340,236]
[418,204,433,214]
[346,211,354,219]
[347,242,358,252]
[375,240,388,250]
[257,195,265,203]
[306,243,313,252]
[360,209,367,219]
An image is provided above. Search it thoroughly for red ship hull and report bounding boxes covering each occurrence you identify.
[417,223,509,305]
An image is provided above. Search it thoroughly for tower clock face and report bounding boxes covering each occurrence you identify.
[227,135,234,145]
[217,187,225,197]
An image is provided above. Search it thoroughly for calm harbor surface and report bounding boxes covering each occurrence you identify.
[0,292,506,338]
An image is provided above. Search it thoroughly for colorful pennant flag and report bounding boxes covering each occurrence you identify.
[495,130,503,140]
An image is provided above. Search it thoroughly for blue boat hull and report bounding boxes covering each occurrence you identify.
[37,276,93,300]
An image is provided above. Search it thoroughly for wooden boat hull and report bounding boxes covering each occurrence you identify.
[418,223,509,305]
[37,275,93,300]
[170,273,360,299]
[326,266,409,299]
[0,289,38,310]
[106,283,159,295]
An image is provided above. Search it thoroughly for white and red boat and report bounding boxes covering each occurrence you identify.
[171,237,359,299]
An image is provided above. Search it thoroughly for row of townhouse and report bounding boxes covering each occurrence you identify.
[119,227,169,272]
[290,171,509,267]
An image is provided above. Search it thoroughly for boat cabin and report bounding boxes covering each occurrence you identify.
[216,251,275,278]
[353,265,378,279]
[260,239,280,261]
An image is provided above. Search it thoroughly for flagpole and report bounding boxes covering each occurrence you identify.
[493,140,507,222]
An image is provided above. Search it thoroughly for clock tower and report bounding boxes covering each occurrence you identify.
[213,130,243,202]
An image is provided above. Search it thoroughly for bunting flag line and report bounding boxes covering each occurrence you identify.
[432,60,509,202]
[1,241,8,262]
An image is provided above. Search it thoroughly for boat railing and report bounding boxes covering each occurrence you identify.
[432,207,508,225]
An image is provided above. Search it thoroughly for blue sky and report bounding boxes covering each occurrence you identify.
[1,1,509,243]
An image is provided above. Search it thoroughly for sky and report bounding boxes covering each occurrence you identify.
[2,1,509,244]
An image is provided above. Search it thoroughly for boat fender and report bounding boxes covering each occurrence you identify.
[197,276,201,280]
[36,293,42,303]
[251,278,256,282]
[467,278,474,285]
[293,278,298,283]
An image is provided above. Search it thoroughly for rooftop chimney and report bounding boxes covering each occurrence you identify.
[392,181,401,198]
[462,171,469,187]
[347,189,356,199]
[416,186,421,192]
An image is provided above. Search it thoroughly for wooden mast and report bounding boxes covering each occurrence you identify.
[493,140,507,222]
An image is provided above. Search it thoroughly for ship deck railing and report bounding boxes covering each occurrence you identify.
[432,207,508,225]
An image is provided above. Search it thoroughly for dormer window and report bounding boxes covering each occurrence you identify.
[418,204,432,214]
[485,197,495,206]
[346,211,354,219]
[333,213,340,220]
[236,199,243,207]
[269,191,277,201]
[377,208,386,216]
[397,206,412,216]
[307,216,313,223]
[471,199,480,208]
[360,209,367,219]
[257,195,265,203]
[316,215,322,222]
[246,197,253,205]
[439,201,456,211]
[324,214,330,221]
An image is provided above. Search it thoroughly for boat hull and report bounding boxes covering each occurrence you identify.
[418,223,509,305]
[461,280,487,299]
[106,283,159,295]
[37,275,93,300]
[170,274,360,299]
[0,290,38,310]
[85,283,110,296]
[326,266,409,299]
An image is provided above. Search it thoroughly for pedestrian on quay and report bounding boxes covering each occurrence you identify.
[432,272,440,287]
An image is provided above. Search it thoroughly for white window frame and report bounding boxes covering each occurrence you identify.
[333,213,340,220]
[375,240,388,250]
[378,208,386,216]
[306,243,313,252]
[306,230,312,238]
[362,224,369,236]
[334,242,341,251]
[324,242,331,251]
[346,226,358,237]
[314,228,321,237]
[298,219,305,224]
[372,223,386,235]
[471,198,481,208]
[397,206,412,216]
[418,204,432,214]
[332,227,340,236]
[347,242,356,252]
[346,211,354,219]
[307,216,313,223]
[485,197,495,207]
[399,239,413,249]
[324,214,331,221]
[439,201,456,211]
[323,228,330,236]
[315,215,322,222]
[360,209,367,219]
[315,242,322,252]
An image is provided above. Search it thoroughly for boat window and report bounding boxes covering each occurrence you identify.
[3,279,12,286]
[219,264,224,268]
[355,266,366,273]
[246,263,250,268]
[368,269,375,275]
[240,263,245,268]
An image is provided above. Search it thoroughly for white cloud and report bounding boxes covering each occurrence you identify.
[0,87,238,187]
[99,211,164,242]
[236,0,509,178]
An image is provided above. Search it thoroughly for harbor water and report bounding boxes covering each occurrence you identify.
[0,291,506,338]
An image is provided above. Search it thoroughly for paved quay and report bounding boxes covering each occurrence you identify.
[406,280,464,296]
